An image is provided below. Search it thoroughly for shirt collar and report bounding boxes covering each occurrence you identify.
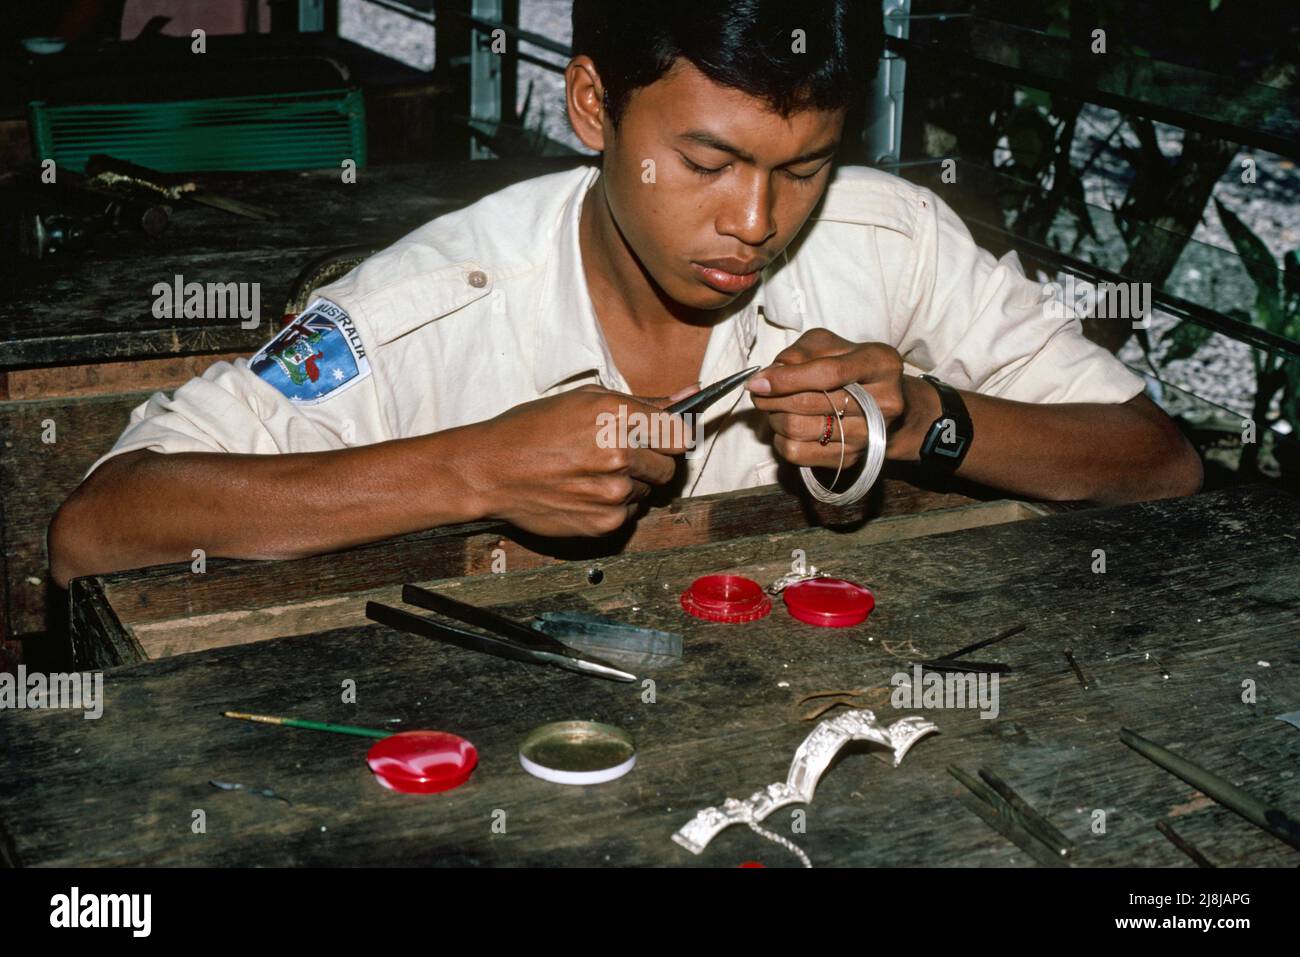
[532,165,618,394]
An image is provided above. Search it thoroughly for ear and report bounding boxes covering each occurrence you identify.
[565,55,608,153]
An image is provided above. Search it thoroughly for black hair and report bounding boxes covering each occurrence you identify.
[571,0,881,127]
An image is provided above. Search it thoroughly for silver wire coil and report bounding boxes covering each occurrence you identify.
[799,381,887,506]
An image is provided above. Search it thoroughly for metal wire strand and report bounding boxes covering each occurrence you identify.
[746,820,813,868]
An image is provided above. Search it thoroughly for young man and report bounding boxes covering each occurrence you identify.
[48,0,1202,588]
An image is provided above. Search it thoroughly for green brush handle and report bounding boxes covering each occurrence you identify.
[224,711,391,739]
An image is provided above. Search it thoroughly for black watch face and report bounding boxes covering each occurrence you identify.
[922,419,967,460]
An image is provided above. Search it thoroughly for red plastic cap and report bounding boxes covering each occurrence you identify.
[366,731,478,794]
[782,578,875,628]
[680,574,772,623]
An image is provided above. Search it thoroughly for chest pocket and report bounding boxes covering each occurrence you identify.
[362,260,496,347]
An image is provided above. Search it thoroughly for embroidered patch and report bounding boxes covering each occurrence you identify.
[250,299,371,404]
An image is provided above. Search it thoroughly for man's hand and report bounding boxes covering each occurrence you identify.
[466,384,695,537]
[742,327,1202,504]
[745,328,910,468]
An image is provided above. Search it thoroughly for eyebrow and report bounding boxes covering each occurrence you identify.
[678,130,840,166]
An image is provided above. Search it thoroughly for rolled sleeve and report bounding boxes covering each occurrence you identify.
[85,302,392,480]
[895,189,1146,405]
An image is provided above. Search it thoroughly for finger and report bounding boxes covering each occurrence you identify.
[771,329,854,367]
[627,448,680,486]
[624,477,652,502]
[747,347,899,398]
[768,411,868,445]
[594,395,695,455]
[752,388,864,417]
[773,434,865,470]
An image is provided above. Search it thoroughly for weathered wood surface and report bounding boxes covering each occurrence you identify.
[1,390,157,639]
[2,485,1297,867]
[66,477,1007,668]
[0,157,587,371]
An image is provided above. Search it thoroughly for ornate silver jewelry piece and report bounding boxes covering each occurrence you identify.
[672,709,939,861]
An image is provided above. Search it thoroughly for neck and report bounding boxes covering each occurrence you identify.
[579,173,711,336]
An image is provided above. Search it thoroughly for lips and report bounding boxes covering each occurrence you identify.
[696,257,765,274]
[692,257,766,294]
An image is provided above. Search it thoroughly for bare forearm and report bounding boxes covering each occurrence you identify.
[892,377,1203,504]
[49,427,488,586]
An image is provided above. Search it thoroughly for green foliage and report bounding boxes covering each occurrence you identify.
[1214,198,1285,338]
[1159,318,1215,363]
[1005,103,1056,175]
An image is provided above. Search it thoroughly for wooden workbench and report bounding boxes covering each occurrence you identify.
[1,484,1296,867]
[63,477,1013,670]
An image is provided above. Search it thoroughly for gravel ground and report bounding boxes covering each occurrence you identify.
[346,2,1298,446]
[1053,103,1299,434]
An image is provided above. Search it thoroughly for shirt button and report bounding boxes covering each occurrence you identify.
[467,270,488,288]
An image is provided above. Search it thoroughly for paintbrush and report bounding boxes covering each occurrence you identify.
[223,711,391,739]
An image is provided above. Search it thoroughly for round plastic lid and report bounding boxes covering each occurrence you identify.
[782,577,875,628]
[518,721,636,786]
[366,731,478,794]
[680,574,772,623]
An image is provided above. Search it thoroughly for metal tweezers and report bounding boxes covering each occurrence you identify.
[949,765,1076,865]
[366,585,637,682]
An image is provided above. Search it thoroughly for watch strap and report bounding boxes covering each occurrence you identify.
[918,375,972,473]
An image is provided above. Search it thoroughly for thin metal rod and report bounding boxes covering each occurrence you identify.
[1063,648,1090,689]
[916,658,1011,675]
[941,623,1026,662]
[1155,820,1216,868]
[1120,728,1300,853]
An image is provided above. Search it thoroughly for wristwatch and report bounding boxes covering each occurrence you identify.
[917,375,973,474]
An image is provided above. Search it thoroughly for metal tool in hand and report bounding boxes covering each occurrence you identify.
[664,366,761,416]
[366,585,636,682]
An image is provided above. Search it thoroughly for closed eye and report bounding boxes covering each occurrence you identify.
[681,154,727,177]
[686,153,826,183]
[784,163,830,183]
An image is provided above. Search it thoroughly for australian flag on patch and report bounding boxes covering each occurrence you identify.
[250,298,371,404]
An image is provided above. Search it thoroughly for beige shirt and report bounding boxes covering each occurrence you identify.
[88,163,1144,495]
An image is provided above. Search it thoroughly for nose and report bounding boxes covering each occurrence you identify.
[715,169,777,248]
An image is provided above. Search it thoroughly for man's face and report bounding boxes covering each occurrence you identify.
[596,60,845,311]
